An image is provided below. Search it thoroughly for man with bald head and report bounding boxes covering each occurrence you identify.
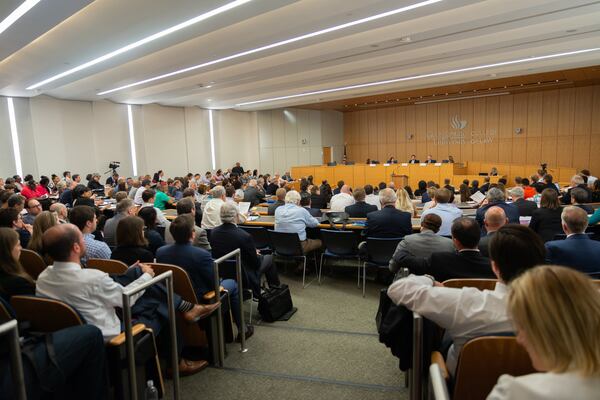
[544,206,600,274]
[268,187,286,215]
[243,179,266,207]
[50,202,69,223]
[478,206,508,257]
[329,184,354,212]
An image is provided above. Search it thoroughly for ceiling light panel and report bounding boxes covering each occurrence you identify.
[0,0,40,36]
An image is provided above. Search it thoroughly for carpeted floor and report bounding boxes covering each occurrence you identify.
[165,265,407,399]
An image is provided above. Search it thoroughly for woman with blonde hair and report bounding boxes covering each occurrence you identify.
[27,211,58,255]
[395,188,417,217]
[0,227,34,300]
[487,265,600,399]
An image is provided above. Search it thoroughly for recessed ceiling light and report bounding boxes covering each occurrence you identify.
[96,0,444,95]
[27,0,253,90]
[236,48,600,107]
[0,0,40,36]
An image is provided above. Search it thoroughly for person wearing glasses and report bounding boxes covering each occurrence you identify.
[23,198,43,225]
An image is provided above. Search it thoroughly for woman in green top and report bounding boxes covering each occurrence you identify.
[154,182,175,210]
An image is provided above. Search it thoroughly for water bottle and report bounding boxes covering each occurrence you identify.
[145,380,159,400]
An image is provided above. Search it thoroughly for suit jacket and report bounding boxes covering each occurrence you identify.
[575,204,594,215]
[513,198,538,217]
[310,194,327,210]
[210,223,260,271]
[545,234,600,274]
[479,183,491,194]
[364,206,412,238]
[156,243,215,296]
[0,272,35,302]
[389,231,455,273]
[165,223,210,251]
[243,186,266,207]
[425,159,437,164]
[476,202,520,229]
[267,200,285,216]
[344,201,377,218]
[399,249,494,282]
[529,207,563,242]
[408,159,420,164]
[478,231,496,258]
[111,245,154,265]
[265,183,278,195]
[444,185,455,194]
[231,166,244,175]
[304,206,322,217]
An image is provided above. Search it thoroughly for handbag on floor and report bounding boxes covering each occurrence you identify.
[258,284,296,322]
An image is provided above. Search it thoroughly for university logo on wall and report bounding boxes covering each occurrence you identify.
[450,115,467,130]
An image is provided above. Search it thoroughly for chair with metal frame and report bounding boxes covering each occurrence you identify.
[239,226,272,254]
[0,319,26,400]
[319,229,362,293]
[19,249,47,280]
[363,236,403,291]
[268,230,317,288]
[428,363,450,400]
[86,258,128,275]
[220,259,256,324]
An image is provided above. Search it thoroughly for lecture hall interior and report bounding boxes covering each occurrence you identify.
[1,1,600,399]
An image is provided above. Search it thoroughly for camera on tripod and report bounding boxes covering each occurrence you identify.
[106,161,121,176]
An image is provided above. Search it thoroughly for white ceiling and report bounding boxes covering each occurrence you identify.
[1,0,599,111]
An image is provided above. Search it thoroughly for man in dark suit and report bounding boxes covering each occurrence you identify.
[210,203,280,296]
[345,188,377,218]
[479,177,491,194]
[332,180,344,195]
[398,217,494,282]
[425,155,436,164]
[243,179,266,207]
[570,187,594,214]
[300,191,321,217]
[231,162,244,176]
[268,188,286,215]
[156,215,253,341]
[545,206,600,274]
[363,188,412,238]
[443,178,455,195]
[561,174,591,205]
[408,155,419,164]
[478,206,508,257]
[510,186,538,217]
[475,188,520,231]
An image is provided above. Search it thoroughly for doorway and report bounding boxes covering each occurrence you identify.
[322,146,332,164]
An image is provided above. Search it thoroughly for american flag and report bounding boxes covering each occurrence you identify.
[343,143,347,163]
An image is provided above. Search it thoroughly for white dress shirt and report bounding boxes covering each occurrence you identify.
[36,261,151,340]
[387,275,510,375]
[329,193,355,212]
[133,186,146,205]
[487,372,600,400]
[201,198,246,229]
[365,193,381,210]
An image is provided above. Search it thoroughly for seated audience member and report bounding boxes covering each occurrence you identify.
[224,185,237,205]
[23,198,43,225]
[421,187,437,211]
[0,191,11,209]
[529,188,564,242]
[0,228,35,300]
[395,188,417,217]
[87,173,104,194]
[154,182,175,210]
[157,215,252,341]
[27,211,58,256]
[521,177,536,199]
[319,180,333,203]
[389,214,454,274]
[443,179,455,198]
[141,189,169,227]
[345,188,377,218]
[50,202,69,224]
[165,197,210,251]
[103,199,136,247]
[408,154,419,164]
[459,183,470,203]
[510,186,537,217]
[137,206,165,255]
[210,203,280,297]
[420,188,462,237]
[329,185,354,212]
[181,187,203,226]
[363,188,412,238]
[36,224,217,374]
[20,179,42,200]
[201,185,247,229]
[69,205,111,265]
[364,184,381,210]
[134,179,152,205]
[309,185,326,210]
[332,180,344,195]
[480,176,491,194]
[243,179,266,207]
[425,155,436,164]
[72,184,96,207]
[396,217,494,281]
[414,180,428,197]
[0,208,32,248]
[541,174,560,194]
[478,206,508,257]
[59,181,76,206]
[300,191,321,217]
[268,188,286,216]
[544,206,600,274]
[487,265,600,399]
[265,177,279,196]
[562,174,591,205]
[570,187,594,214]
[274,190,321,253]
[475,188,520,230]
[111,216,154,265]
[591,179,600,202]
[389,224,544,376]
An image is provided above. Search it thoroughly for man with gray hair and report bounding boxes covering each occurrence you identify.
[210,203,280,296]
[201,185,247,229]
[50,202,69,224]
[243,179,266,207]
[103,199,136,246]
[274,190,321,253]
[561,174,591,205]
[510,186,537,217]
[478,206,508,257]
[475,187,519,230]
[544,206,600,274]
[570,187,594,214]
[363,188,412,238]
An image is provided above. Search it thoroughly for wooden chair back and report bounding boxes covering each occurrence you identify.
[11,295,83,332]
[19,249,47,280]
[442,278,497,290]
[453,336,535,400]
[86,258,128,275]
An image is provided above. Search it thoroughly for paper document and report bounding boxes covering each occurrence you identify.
[469,191,486,203]
[238,202,251,215]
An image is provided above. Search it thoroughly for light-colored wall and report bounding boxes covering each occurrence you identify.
[0,96,344,179]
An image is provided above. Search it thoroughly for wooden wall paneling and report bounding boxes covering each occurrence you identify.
[367,110,378,160]
[484,97,499,163]
[572,136,591,171]
[557,88,575,136]
[588,136,600,175]
[334,165,355,188]
[385,108,396,152]
[498,138,513,164]
[426,103,438,159]
[436,102,449,160]
[314,166,334,186]
[353,165,366,187]
[591,85,600,134]
[573,86,593,136]
[526,138,542,165]
[447,101,462,161]
[460,99,474,162]
[498,95,514,139]
[555,136,574,169]
[405,105,417,159]
[526,91,543,138]
[512,137,527,164]
[395,106,406,159]
[415,105,427,158]
[541,90,559,166]
[377,108,387,161]
[365,165,386,187]
[471,98,486,161]
[511,94,528,164]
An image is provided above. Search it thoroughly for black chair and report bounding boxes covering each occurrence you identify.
[240,226,271,254]
[219,259,256,323]
[319,230,363,295]
[552,232,594,240]
[589,271,600,279]
[268,230,316,288]
[363,237,403,289]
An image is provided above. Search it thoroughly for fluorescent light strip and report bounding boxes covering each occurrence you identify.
[0,0,40,36]
[209,110,216,170]
[236,48,600,106]
[414,92,510,104]
[127,105,138,176]
[6,98,23,177]
[26,0,252,90]
[96,0,443,96]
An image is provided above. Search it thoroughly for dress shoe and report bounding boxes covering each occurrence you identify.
[183,302,220,322]
[167,359,208,377]
[236,325,254,342]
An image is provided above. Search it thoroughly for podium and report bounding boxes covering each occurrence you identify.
[391,174,408,188]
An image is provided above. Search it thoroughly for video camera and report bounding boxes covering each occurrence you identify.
[106,161,121,175]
